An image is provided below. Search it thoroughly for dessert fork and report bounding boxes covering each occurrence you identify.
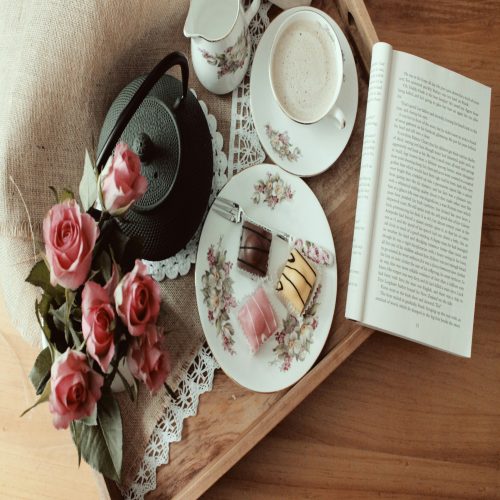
[212,196,334,266]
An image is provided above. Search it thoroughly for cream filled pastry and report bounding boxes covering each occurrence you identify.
[277,249,317,314]
[238,287,278,353]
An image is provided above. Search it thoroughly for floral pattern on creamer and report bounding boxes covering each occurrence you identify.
[272,285,321,371]
[252,172,294,209]
[294,239,334,266]
[265,124,301,162]
[201,238,237,355]
[199,32,248,79]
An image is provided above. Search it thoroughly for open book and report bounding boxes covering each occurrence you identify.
[346,42,491,357]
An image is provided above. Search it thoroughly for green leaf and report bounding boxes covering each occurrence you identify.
[29,346,52,394]
[60,188,75,202]
[71,421,82,466]
[37,292,52,317]
[26,260,64,301]
[50,302,67,332]
[79,149,98,212]
[48,186,74,204]
[94,219,141,275]
[71,392,122,482]
[116,369,137,403]
[20,381,51,417]
[92,249,112,282]
[80,407,98,426]
[35,299,50,343]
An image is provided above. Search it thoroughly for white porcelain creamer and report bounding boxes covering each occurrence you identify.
[184,0,261,94]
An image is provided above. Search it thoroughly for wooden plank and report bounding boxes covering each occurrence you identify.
[174,327,372,499]
[337,0,379,71]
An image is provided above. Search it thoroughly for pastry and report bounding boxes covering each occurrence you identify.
[237,221,272,278]
[238,287,278,353]
[277,249,317,314]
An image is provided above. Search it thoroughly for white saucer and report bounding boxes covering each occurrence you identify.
[195,164,337,392]
[250,7,358,177]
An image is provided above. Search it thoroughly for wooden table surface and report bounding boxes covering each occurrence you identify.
[1,0,499,498]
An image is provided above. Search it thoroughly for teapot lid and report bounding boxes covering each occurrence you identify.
[184,0,239,42]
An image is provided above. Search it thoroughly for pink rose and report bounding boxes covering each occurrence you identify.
[43,199,99,290]
[48,349,104,429]
[114,260,160,336]
[82,279,116,372]
[99,142,148,215]
[127,324,170,393]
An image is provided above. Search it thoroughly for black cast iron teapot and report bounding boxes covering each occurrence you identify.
[96,52,213,261]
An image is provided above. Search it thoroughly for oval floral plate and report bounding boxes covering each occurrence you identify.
[195,164,337,392]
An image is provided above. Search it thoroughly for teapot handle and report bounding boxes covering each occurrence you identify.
[96,52,189,171]
[244,0,261,25]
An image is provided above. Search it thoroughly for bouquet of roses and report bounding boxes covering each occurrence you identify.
[21,143,170,482]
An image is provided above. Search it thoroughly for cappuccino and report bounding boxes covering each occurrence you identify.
[270,16,340,123]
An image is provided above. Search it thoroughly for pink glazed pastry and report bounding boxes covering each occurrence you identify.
[238,287,278,353]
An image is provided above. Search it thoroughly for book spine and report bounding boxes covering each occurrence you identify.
[346,42,393,321]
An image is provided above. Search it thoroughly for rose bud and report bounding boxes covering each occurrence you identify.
[127,324,171,394]
[114,260,160,337]
[82,280,116,372]
[99,142,147,216]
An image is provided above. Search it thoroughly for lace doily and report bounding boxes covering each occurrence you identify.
[126,4,271,498]
[121,344,219,499]
[143,92,229,281]
[228,1,270,173]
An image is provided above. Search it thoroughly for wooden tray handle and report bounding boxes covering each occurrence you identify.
[337,0,379,73]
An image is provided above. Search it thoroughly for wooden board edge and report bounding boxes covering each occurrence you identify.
[337,0,379,72]
[174,326,374,499]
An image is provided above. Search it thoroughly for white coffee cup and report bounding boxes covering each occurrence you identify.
[269,10,346,128]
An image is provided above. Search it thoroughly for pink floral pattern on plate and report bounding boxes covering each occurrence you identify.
[272,285,321,371]
[199,32,248,79]
[294,239,334,266]
[201,238,237,354]
[265,124,301,162]
[252,172,294,209]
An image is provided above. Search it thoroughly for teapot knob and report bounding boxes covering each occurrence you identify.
[133,132,154,162]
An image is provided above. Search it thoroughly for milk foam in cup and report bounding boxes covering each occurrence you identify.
[269,10,346,128]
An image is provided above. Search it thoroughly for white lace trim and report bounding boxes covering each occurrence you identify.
[228,1,271,174]
[125,4,271,498]
[122,344,219,499]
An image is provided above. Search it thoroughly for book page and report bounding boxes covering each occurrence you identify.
[346,42,393,321]
[364,50,491,356]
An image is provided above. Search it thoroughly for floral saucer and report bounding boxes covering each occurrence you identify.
[250,7,358,177]
[195,164,337,392]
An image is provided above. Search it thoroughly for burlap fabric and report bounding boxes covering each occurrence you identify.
[0,0,231,487]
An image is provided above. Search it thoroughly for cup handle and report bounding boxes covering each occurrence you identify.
[328,106,346,130]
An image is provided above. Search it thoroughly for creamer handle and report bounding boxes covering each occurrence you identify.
[244,0,261,25]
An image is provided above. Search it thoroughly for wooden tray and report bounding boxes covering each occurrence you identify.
[104,0,378,497]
